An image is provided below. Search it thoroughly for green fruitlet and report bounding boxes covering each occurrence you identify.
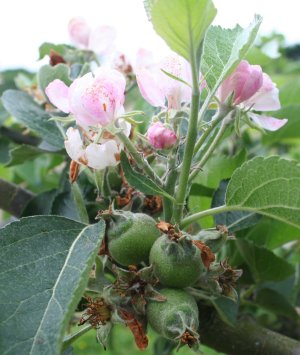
[147,288,199,346]
[149,234,204,288]
[107,211,160,266]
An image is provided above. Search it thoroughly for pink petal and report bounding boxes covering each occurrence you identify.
[45,79,70,113]
[68,17,90,48]
[69,73,99,126]
[88,25,116,56]
[249,113,288,131]
[136,68,166,107]
[244,73,280,111]
[219,60,263,105]
[135,48,153,70]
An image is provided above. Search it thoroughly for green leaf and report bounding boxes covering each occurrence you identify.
[194,150,247,189]
[5,144,52,167]
[0,216,105,355]
[213,180,261,232]
[255,288,299,320]
[22,189,58,216]
[226,156,300,229]
[39,42,74,60]
[211,296,238,326]
[262,105,300,144]
[1,90,64,149]
[201,15,262,93]
[246,217,300,249]
[151,0,217,62]
[38,64,72,96]
[120,151,175,201]
[236,239,294,283]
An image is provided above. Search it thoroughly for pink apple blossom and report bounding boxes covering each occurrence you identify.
[45,67,126,127]
[218,60,287,131]
[219,60,263,105]
[68,17,116,56]
[136,53,192,110]
[147,122,177,149]
[65,119,131,170]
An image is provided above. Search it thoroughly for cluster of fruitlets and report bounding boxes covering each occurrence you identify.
[105,210,208,350]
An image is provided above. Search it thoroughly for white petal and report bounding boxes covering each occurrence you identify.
[249,113,288,131]
[64,127,86,162]
[85,140,120,170]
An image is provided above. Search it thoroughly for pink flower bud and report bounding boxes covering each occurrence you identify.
[45,67,126,127]
[147,122,177,149]
[219,60,263,105]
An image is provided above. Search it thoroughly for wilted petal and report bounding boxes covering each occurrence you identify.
[88,25,116,55]
[64,127,86,162]
[136,68,166,107]
[68,17,90,48]
[45,79,70,113]
[244,73,280,111]
[248,113,288,131]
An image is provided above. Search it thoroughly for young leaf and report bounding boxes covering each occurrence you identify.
[0,216,105,355]
[1,90,64,149]
[150,0,217,62]
[246,217,300,249]
[201,15,262,94]
[236,239,294,283]
[255,288,299,320]
[120,151,175,201]
[38,64,72,96]
[211,296,238,326]
[226,156,300,229]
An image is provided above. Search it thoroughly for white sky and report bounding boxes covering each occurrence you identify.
[0,0,299,70]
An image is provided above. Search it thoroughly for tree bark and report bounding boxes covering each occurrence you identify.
[198,306,300,355]
[0,178,34,217]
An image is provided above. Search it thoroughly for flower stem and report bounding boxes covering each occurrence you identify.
[172,41,201,224]
[189,117,230,183]
[180,205,235,228]
[116,130,162,186]
[163,153,178,222]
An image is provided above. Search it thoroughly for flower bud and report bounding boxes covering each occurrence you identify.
[219,60,263,105]
[147,122,177,149]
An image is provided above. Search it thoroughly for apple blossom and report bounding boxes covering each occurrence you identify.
[68,17,116,56]
[136,52,192,109]
[218,60,287,131]
[45,67,126,127]
[147,122,177,149]
[65,119,131,170]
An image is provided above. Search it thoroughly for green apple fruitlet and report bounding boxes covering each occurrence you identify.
[149,234,204,288]
[107,211,160,266]
[147,288,199,346]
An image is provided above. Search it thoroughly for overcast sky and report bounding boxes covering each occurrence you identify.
[1,0,299,70]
